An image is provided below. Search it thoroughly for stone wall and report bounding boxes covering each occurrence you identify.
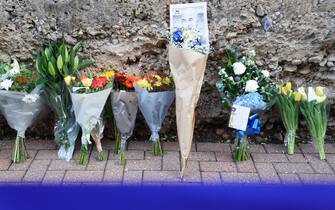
[0,0,335,141]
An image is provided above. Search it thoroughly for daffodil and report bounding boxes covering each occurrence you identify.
[315,86,324,97]
[293,91,302,102]
[316,95,327,104]
[64,75,72,86]
[297,87,307,100]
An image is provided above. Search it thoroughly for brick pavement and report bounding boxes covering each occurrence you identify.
[0,140,335,185]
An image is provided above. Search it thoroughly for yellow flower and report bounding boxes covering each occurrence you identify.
[104,70,115,81]
[64,76,72,86]
[162,77,172,85]
[315,86,324,97]
[293,91,302,102]
[316,95,327,104]
[81,78,93,87]
[285,82,292,91]
[137,79,153,90]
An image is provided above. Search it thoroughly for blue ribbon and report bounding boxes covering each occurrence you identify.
[236,113,261,138]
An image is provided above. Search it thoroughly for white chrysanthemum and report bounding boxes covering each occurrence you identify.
[245,80,259,92]
[0,79,13,90]
[22,94,39,104]
[9,59,20,76]
[261,70,270,78]
[232,62,246,75]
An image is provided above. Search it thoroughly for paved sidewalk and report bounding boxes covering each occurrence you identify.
[1,140,335,185]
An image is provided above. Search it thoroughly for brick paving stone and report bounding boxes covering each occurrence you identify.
[105,160,124,172]
[249,144,266,153]
[299,174,335,184]
[0,159,11,170]
[189,151,216,161]
[163,151,180,171]
[279,173,301,184]
[163,142,196,152]
[182,161,201,183]
[286,154,307,163]
[123,170,143,184]
[26,140,56,150]
[127,141,152,150]
[305,154,334,174]
[298,143,335,154]
[23,169,46,182]
[101,140,113,150]
[264,144,296,154]
[48,160,86,171]
[255,163,280,184]
[143,170,180,183]
[145,151,163,160]
[35,150,59,159]
[109,150,144,160]
[200,161,236,172]
[0,141,12,150]
[63,171,104,183]
[236,160,257,173]
[9,152,37,171]
[215,152,234,162]
[43,171,65,184]
[0,171,25,182]
[29,160,50,171]
[252,153,288,163]
[0,150,12,159]
[103,170,123,183]
[220,172,260,184]
[274,163,314,174]
[197,143,231,153]
[201,172,221,184]
[126,159,161,171]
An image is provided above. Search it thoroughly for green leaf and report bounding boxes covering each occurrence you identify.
[57,55,63,71]
[73,55,79,71]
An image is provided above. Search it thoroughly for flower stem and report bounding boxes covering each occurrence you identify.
[98,151,104,161]
[79,144,89,165]
[12,135,28,163]
[234,137,250,161]
[152,141,163,156]
[287,131,296,155]
[119,150,125,165]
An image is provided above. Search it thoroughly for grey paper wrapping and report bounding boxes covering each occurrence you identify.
[134,85,175,142]
[111,91,138,150]
[0,85,46,137]
[168,46,208,174]
[71,88,112,147]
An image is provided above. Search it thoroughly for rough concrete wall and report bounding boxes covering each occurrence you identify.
[0,0,335,141]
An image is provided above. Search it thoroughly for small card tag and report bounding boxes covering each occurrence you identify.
[228,105,250,131]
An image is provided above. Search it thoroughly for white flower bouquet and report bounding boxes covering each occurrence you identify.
[0,60,46,163]
[216,48,277,161]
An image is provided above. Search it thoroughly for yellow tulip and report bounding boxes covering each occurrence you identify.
[293,91,302,102]
[64,76,72,86]
[81,78,93,87]
[315,86,324,97]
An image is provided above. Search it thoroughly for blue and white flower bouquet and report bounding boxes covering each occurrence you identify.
[216,47,277,161]
[171,27,209,54]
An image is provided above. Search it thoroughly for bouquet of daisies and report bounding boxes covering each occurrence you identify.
[134,65,175,156]
[35,37,93,161]
[297,86,328,160]
[110,70,139,165]
[276,82,300,155]
[66,70,113,164]
[216,48,277,161]
[0,59,46,163]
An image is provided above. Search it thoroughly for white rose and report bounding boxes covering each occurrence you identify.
[0,79,13,91]
[245,80,259,92]
[232,62,246,75]
[261,70,270,78]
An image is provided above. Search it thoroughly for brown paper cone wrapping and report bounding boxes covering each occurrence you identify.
[168,46,208,175]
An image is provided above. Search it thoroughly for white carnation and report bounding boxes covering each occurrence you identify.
[0,79,13,90]
[9,59,20,76]
[245,80,259,92]
[22,94,39,104]
[232,62,246,75]
[261,70,270,77]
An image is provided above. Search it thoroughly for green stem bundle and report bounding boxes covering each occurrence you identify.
[12,135,28,163]
[97,151,104,161]
[152,140,163,156]
[234,136,250,161]
[119,149,125,165]
[79,144,89,165]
